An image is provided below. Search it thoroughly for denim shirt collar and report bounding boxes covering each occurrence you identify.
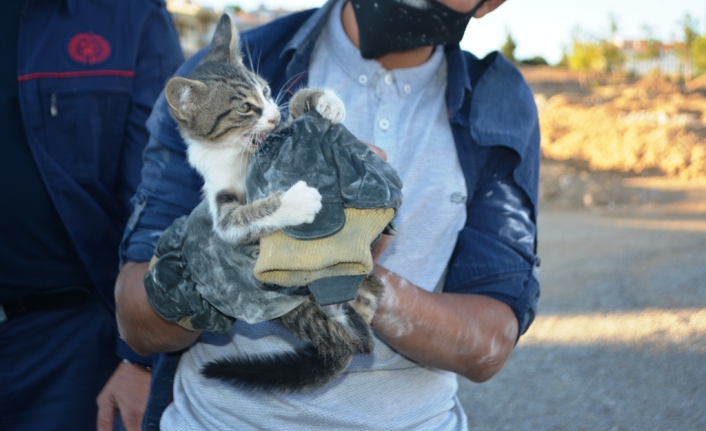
[280,0,338,87]
[280,0,472,118]
[444,44,473,120]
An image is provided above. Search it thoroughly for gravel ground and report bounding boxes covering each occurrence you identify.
[456,170,706,431]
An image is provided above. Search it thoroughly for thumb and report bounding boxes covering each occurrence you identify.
[363,141,387,161]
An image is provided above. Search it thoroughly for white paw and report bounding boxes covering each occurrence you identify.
[280,181,322,225]
[316,90,346,124]
[321,303,349,325]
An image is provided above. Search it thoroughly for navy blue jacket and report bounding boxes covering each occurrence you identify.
[122,4,541,427]
[123,5,540,331]
[17,0,184,361]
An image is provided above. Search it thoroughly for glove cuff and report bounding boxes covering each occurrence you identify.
[254,207,395,287]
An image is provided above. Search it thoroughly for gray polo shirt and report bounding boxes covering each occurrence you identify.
[308,0,468,293]
[160,1,470,430]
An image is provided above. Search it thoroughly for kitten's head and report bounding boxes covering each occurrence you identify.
[165,14,280,151]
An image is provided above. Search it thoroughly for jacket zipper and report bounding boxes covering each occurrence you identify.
[50,93,58,117]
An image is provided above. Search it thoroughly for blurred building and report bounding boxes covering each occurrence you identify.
[166,0,294,57]
[166,0,220,58]
[615,38,684,77]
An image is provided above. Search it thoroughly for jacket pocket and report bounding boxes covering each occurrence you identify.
[41,86,131,185]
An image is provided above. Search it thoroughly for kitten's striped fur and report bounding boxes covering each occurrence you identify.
[164,14,383,393]
[202,275,383,393]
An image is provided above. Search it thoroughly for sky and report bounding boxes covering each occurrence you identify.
[195,0,706,65]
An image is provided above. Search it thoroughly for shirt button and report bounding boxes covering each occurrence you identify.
[378,118,390,130]
[384,74,393,85]
[403,84,411,94]
[450,192,466,203]
[358,75,368,85]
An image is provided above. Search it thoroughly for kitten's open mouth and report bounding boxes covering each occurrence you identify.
[249,133,267,147]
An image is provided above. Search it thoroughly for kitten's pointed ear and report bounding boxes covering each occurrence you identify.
[205,13,244,66]
[165,77,208,123]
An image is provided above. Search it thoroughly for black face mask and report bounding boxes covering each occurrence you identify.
[349,0,489,59]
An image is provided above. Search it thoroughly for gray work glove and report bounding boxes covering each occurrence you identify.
[143,200,310,333]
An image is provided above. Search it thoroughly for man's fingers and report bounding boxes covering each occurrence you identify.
[363,141,387,161]
[372,234,392,263]
[121,407,146,431]
[96,362,151,431]
[96,391,117,431]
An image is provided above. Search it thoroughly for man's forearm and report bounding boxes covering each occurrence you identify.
[372,265,518,383]
[115,262,201,356]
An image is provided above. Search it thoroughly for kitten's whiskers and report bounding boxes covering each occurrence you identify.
[275,71,307,113]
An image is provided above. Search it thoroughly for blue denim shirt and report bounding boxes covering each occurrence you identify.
[121,3,540,428]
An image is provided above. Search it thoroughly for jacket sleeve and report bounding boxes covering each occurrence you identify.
[116,62,205,364]
[443,146,540,337]
[443,53,540,338]
[119,58,205,266]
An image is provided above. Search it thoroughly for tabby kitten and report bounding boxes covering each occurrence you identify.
[164,14,383,393]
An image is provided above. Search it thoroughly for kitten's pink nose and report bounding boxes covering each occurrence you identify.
[262,103,281,127]
[268,111,281,126]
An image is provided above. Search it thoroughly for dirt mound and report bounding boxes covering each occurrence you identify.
[538,160,687,210]
[521,66,585,97]
[529,71,706,183]
[686,73,706,93]
[631,75,682,95]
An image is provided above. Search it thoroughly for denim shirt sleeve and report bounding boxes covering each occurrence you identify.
[443,53,540,337]
[119,53,206,265]
[444,146,540,337]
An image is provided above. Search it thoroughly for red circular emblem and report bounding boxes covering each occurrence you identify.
[68,32,111,65]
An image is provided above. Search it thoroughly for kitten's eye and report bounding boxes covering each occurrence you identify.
[238,102,252,113]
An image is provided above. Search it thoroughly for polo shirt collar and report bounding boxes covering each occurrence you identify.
[281,0,472,116]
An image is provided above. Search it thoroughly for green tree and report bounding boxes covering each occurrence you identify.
[519,56,549,66]
[500,32,517,63]
[566,19,624,82]
[557,46,569,67]
[639,24,663,74]
[607,12,619,39]
[602,13,624,74]
[600,40,624,74]
[568,40,605,88]
[678,13,700,81]
[692,35,706,75]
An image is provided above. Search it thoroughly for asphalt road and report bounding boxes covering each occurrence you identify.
[457,178,706,431]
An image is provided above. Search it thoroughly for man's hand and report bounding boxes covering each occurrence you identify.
[364,141,392,264]
[371,234,392,263]
[96,361,151,431]
[371,265,518,382]
[364,142,387,161]
[361,140,515,381]
[116,262,201,356]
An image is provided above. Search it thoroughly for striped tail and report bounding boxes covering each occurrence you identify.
[201,343,355,393]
